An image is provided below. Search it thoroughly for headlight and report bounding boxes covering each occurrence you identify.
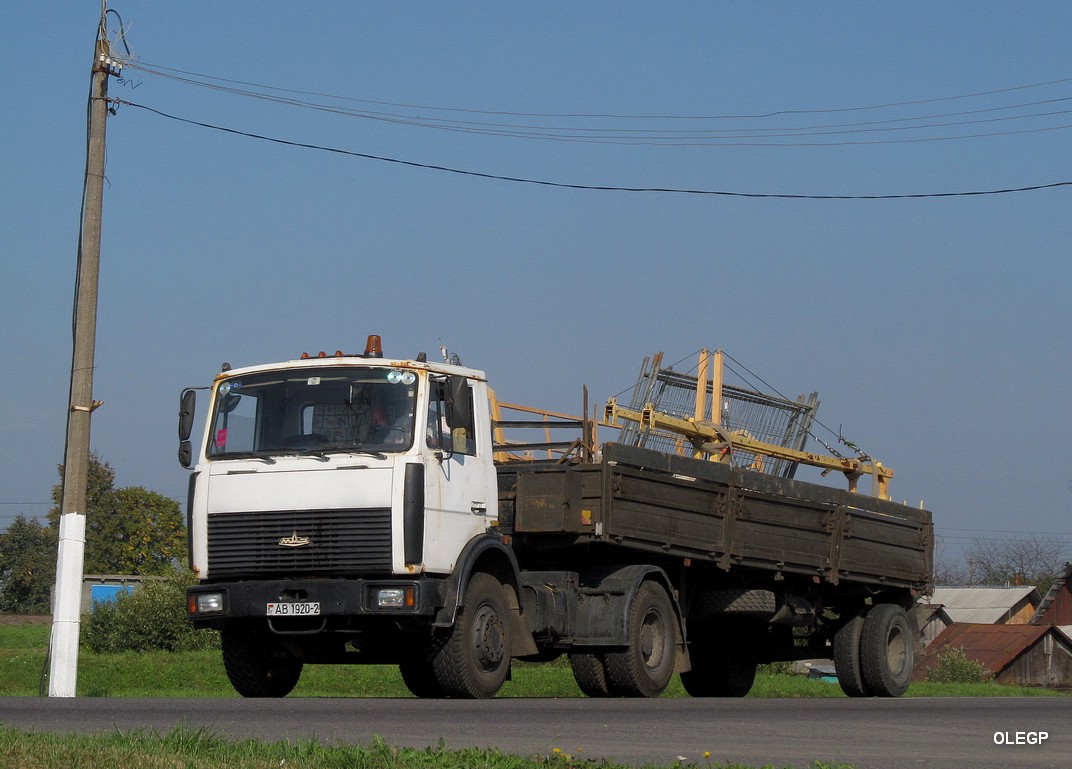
[375,588,407,608]
[191,592,224,614]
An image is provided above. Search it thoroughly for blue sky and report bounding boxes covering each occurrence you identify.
[2,2,1070,570]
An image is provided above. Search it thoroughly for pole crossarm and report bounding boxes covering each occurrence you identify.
[603,398,894,499]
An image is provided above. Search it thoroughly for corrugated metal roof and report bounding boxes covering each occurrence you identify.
[914,623,1061,679]
[929,586,1040,624]
[931,586,1039,609]
[940,607,1012,624]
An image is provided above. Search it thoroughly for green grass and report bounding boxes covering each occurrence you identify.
[0,727,855,769]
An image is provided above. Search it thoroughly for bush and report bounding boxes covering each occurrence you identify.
[924,646,991,684]
[83,570,219,653]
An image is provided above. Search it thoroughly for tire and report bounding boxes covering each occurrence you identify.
[431,572,512,698]
[859,604,915,697]
[680,656,757,698]
[679,622,757,698]
[570,652,611,697]
[604,582,678,698]
[221,627,303,698]
[399,657,445,698]
[690,588,776,620]
[833,610,867,697]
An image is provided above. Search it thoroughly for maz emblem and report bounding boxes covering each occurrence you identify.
[279,531,311,548]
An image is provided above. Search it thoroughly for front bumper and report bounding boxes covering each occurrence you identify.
[186,576,444,628]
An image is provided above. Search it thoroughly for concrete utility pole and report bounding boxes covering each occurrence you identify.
[49,4,118,698]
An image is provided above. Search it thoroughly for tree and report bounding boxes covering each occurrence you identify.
[962,534,1070,594]
[0,515,56,613]
[48,453,185,576]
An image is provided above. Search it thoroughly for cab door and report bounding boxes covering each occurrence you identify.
[419,375,497,573]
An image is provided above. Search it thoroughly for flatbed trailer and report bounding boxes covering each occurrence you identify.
[500,442,932,592]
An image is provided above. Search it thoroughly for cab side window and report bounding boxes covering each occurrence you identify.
[429,378,476,456]
[450,382,476,456]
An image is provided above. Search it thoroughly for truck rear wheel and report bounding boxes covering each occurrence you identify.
[431,572,512,698]
[604,581,677,697]
[859,604,915,697]
[680,655,757,697]
[690,588,776,620]
[679,621,757,697]
[570,652,611,697]
[221,627,303,698]
[833,610,867,697]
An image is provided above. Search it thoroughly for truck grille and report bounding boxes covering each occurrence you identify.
[207,508,392,578]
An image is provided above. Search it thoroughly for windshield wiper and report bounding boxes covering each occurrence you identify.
[212,451,277,464]
[271,445,388,461]
[318,444,388,460]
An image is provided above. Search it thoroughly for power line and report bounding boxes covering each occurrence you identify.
[937,527,1072,538]
[124,59,1072,121]
[114,99,1072,200]
[122,59,1072,146]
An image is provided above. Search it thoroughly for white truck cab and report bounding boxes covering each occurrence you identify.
[182,337,529,698]
[184,339,497,581]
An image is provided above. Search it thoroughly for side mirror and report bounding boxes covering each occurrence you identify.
[178,441,193,469]
[446,376,471,430]
[179,389,196,469]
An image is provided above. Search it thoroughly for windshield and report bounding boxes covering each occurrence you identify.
[207,366,418,458]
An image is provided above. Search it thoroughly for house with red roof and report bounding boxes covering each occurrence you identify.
[914,622,1072,687]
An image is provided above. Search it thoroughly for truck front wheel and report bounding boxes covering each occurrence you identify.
[431,572,512,698]
[399,658,445,698]
[604,581,678,697]
[570,652,611,697]
[221,627,303,698]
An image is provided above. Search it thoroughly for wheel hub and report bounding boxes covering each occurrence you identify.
[474,606,505,669]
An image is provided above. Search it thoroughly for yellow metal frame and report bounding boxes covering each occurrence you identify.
[601,348,893,498]
[490,348,894,499]
[603,398,893,498]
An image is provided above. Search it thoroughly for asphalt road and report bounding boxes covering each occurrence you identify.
[0,696,1068,768]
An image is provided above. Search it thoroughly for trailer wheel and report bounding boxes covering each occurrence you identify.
[431,572,512,698]
[604,581,678,697]
[859,604,915,697]
[833,610,867,697]
[570,652,611,697]
[221,628,302,698]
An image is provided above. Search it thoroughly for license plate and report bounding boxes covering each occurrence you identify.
[266,601,320,617]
